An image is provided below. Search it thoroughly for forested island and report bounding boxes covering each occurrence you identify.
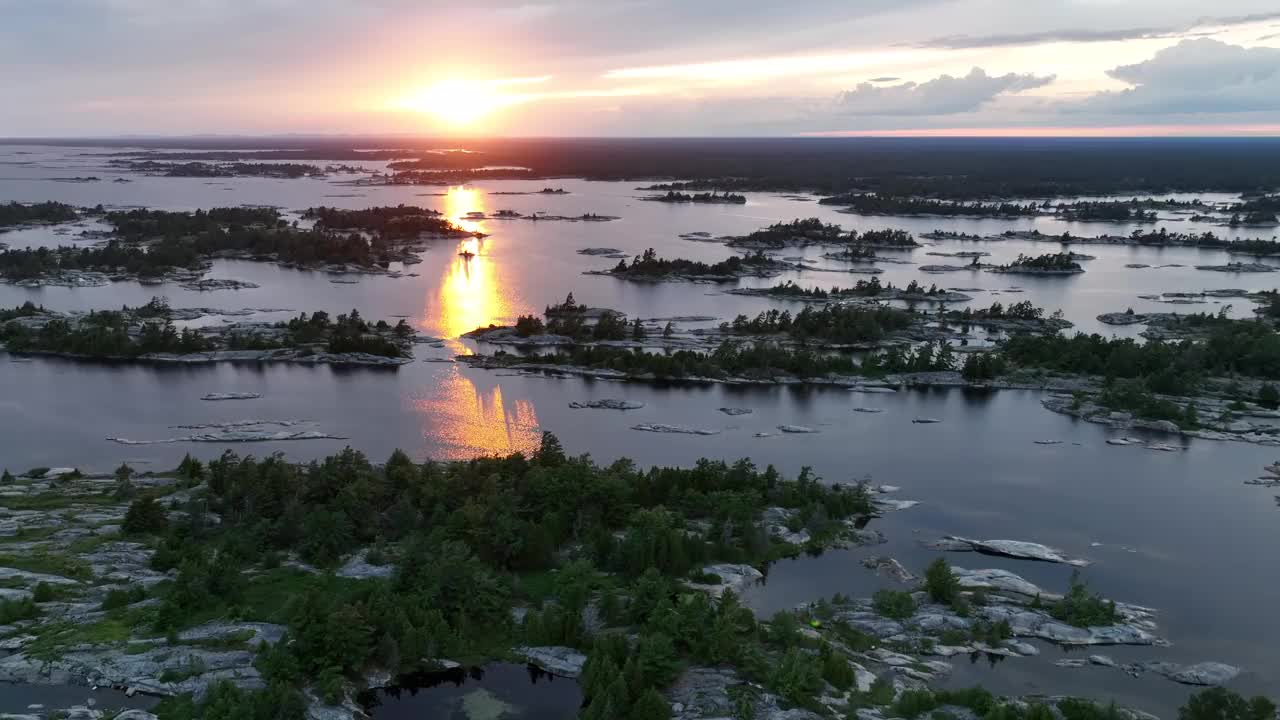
[0,201,78,229]
[818,194,1040,218]
[721,219,919,251]
[0,299,415,365]
[1054,201,1157,223]
[0,439,1246,720]
[644,191,747,204]
[0,205,477,286]
[591,249,792,282]
[1227,194,1280,226]
[107,160,349,179]
[728,279,971,303]
[990,253,1084,274]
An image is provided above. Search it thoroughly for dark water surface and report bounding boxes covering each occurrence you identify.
[359,663,580,719]
[2,145,1278,716]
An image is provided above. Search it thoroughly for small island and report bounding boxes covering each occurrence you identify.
[0,201,79,230]
[728,278,972,303]
[644,190,747,204]
[819,194,1040,217]
[1055,200,1157,223]
[989,253,1084,275]
[108,160,346,179]
[0,299,416,365]
[1,205,478,287]
[722,219,921,251]
[589,248,792,282]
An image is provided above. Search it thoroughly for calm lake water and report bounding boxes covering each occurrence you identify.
[2,145,1278,716]
[359,664,581,719]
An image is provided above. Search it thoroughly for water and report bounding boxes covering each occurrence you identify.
[0,683,156,715]
[2,145,1278,715]
[359,663,581,719]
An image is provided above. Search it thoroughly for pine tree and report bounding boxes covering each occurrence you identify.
[629,688,672,720]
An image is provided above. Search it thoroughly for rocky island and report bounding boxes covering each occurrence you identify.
[0,444,1259,720]
[0,299,417,366]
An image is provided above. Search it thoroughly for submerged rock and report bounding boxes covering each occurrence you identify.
[862,556,915,583]
[632,423,720,435]
[569,399,645,410]
[931,536,1090,566]
[108,419,346,445]
[179,278,260,291]
[1142,661,1242,686]
[200,392,262,401]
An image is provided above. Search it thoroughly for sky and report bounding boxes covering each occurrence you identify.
[3,0,1280,137]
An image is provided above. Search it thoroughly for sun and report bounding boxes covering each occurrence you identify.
[400,80,515,127]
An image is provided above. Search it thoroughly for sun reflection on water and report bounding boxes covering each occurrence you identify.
[412,368,542,460]
[423,186,518,340]
[412,185,540,458]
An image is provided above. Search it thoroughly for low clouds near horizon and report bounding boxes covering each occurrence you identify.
[2,0,1279,135]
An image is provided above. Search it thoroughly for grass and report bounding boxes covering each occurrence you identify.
[25,617,135,660]
[239,568,333,622]
[0,551,92,581]
[0,493,121,511]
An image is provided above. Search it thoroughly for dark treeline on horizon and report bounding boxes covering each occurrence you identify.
[11,137,1280,196]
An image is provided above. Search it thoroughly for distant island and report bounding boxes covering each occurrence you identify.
[644,190,746,204]
[0,299,416,365]
[0,201,78,229]
[1,205,478,286]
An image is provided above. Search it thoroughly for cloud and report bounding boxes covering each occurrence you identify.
[1076,38,1280,113]
[835,68,1054,116]
[920,28,1174,50]
[916,10,1280,50]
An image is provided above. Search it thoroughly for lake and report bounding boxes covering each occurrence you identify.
[1,144,1278,717]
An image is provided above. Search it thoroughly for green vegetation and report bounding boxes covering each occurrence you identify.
[476,336,958,380]
[121,441,873,717]
[872,589,915,619]
[1,206,473,281]
[112,160,326,178]
[302,204,468,240]
[751,278,948,300]
[648,190,746,204]
[1179,688,1276,720]
[924,558,960,604]
[819,194,1039,217]
[0,301,411,360]
[943,301,1053,323]
[1050,571,1119,628]
[0,201,78,228]
[1055,200,1156,222]
[997,253,1083,272]
[610,248,778,279]
[722,305,914,343]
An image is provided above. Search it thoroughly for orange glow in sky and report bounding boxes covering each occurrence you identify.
[395,76,551,127]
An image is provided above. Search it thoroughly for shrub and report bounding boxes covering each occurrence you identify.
[123,496,169,535]
[1179,687,1276,720]
[872,589,915,620]
[0,597,40,624]
[102,585,147,611]
[924,558,959,603]
[891,689,938,718]
[32,582,58,603]
[1050,570,1118,627]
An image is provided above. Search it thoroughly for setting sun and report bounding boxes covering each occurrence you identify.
[397,76,550,126]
